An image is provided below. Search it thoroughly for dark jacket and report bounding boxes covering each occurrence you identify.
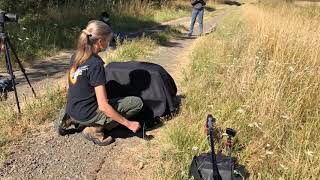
[191,0,206,9]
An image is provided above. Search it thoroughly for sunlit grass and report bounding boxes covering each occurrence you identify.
[103,25,183,63]
[103,37,157,63]
[159,2,320,179]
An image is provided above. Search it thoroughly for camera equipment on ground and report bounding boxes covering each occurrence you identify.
[189,114,247,180]
[0,10,36,113]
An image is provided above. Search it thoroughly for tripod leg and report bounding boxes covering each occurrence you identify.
[7,37,36,98]
[4,39,21,113]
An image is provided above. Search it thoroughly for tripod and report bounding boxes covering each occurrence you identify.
[0,31,36,113]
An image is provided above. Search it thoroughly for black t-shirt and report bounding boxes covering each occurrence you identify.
[66,54,106,121]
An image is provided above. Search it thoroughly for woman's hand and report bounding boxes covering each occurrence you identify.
[95,85,141,133]
[127,121,141,133]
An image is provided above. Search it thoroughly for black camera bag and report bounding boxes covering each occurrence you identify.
[189,115,245,180]
[189,153,244,180]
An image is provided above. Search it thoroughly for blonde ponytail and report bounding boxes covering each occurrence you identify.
[73,20,112,69]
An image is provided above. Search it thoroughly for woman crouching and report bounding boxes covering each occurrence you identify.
[66,20,142,146]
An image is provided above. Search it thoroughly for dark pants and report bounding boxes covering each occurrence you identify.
[72,96,143,130]
[188,7,204,35]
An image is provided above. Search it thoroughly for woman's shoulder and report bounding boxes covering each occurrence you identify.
[87,54,105,65]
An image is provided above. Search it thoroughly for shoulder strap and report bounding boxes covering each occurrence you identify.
[207,115,222,180]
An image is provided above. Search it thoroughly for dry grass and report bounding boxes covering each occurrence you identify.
[237,3,320,178]
[0,87,66,162]
[103,37,157,63]
[102,24,184,63]
[159,2,320,179]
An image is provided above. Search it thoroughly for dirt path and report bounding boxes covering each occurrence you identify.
[0,9,228,180]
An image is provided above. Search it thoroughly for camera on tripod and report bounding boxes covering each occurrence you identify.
[0,10,18,23]
[0,10,18,101]
[0,9,36,113]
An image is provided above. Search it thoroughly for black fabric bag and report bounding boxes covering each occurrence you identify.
[105,61,178,126]
[189,115,246,180]
[189,153,245,180]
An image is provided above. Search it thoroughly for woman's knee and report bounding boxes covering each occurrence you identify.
[129,96,143,110]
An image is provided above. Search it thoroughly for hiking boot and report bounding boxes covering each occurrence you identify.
[55,106,83,136]
[55,106,72,136]
[82,126,114,146]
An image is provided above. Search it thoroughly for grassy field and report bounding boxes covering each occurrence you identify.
[159,1,320,179]
[4,1,318,179]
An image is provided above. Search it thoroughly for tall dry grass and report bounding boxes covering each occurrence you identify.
[235,3,320,178]
[103,25,183,63]
[159,2,320,179]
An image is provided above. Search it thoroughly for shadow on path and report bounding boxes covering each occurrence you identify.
[224,0,243,6]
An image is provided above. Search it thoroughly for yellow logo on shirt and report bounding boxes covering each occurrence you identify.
[69,65,89,85]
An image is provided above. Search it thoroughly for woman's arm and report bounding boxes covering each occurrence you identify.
[95,85,140,132]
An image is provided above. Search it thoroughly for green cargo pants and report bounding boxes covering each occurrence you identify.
[72,96,143,131]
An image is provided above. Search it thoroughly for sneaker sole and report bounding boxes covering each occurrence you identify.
[82,132,114,146]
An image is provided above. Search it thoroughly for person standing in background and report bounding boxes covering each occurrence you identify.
[188,0,206,37]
